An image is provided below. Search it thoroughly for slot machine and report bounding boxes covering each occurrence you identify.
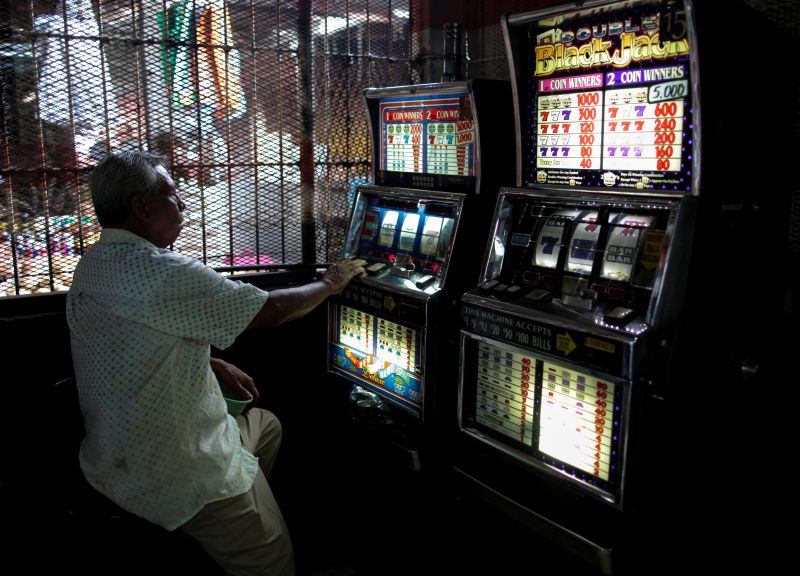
[453,0,794,572]
[328,81,513,465]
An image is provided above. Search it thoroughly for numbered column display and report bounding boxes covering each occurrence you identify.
[330,304,424,414]
[385,122,423,173]
[539,361,616,482]
[603,89,684,172]
[537,92,602,171]
[339,306,374,356]
[461,334,624,496]
[379,94,476,177]
[475,342,536,447]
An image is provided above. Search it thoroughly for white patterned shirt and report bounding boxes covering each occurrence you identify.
[66,228,268,530]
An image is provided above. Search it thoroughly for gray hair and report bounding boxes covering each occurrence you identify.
[90,151,170,226]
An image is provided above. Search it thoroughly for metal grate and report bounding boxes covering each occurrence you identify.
[0,0,413,296]
[463,1,510,81]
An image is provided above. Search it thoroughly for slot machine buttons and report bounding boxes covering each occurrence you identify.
[415,274,435,289]
[390,266,414,279]
[492,283,523,301]
[562,288,598,310]
[479,279,500,292]
[603,306,634,326]
[366,262,388,276]
[524,288,552,307]
[390,254,415,278]
[561,276,598,310]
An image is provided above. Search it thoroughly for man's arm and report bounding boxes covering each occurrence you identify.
[248,259,367,328]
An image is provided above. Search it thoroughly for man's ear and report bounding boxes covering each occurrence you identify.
[130,194,149,220]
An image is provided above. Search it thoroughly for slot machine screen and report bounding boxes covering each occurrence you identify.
[375,91,478,191]
[518,0,696,192]
[533,209,581,269]
[460,334,624,499]
[601,213,654,282]
[342,189,460,293]
[330,304,424,415]
[481,192,670,313]
[565,211,600,275]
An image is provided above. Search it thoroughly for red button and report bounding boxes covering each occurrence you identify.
[523,271,541,284]
[608,287,625,300]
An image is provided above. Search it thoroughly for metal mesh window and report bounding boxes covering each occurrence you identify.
[1,0,413,296]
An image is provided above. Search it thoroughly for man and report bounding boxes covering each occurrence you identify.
[66,151,366,576]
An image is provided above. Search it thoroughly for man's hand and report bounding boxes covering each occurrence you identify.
[248,258,368,328]
[321,258,368,294]
[210,358,259,411]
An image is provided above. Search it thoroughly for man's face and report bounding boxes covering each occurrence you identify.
[146,166,185,248]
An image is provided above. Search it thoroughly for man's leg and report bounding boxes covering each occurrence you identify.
[237,408,282,479]
[180,409,294,576]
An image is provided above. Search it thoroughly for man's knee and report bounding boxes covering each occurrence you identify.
[242,408,282,471]
[263,410,282,447]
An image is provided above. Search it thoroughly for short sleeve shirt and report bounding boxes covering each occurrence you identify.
[66,228,269,530]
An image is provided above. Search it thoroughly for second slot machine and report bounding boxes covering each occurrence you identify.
[328,81,513,466]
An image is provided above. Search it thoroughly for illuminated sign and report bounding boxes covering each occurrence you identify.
[461,336,623,493]
[540,361,616,481]
[330,305,423,413]
[524,0,694,192]
[379,93,476,177]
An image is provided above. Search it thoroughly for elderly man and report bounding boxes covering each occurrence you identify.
[66,151,365,576]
